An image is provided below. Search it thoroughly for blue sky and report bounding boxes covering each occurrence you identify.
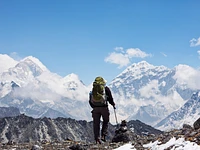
[0,0,200,85]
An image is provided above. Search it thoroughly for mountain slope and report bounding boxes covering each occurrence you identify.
[0,107,20,118]
[155,91,200,131]
[0,54,18,73]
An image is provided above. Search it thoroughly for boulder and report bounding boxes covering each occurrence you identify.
[193,117,200,130]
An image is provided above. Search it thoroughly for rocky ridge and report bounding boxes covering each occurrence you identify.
[0,114,161,143]
[1,118,200,149]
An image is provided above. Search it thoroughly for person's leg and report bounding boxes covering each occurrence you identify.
[92,108,101,143]
[101,107,110,141]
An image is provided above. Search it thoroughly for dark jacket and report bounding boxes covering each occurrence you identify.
[89,86,115,108]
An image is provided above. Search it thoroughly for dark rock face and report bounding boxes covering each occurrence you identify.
[183,124,193,130]
[0,107,20,118]
[127,120,163,135]
[0,115,95,143]
[11,81,20,89]
[194,117,200,130]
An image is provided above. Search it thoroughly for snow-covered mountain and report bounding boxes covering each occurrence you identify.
[109,61,199,126]
[1,57,46,86]
[1,54,200,129]
[155,91,200,131]
[0,54,18,73]
[0,54,91,120]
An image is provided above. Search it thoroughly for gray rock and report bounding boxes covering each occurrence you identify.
[31,145,42,150]
[194,117,200,130]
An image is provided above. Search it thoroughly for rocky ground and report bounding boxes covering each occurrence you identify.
[0,140,126,150]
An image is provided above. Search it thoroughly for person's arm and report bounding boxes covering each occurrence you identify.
[105,86,115,107]
[89,92,95,108]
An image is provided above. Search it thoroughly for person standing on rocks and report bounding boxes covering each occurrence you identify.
[89,76,115,144]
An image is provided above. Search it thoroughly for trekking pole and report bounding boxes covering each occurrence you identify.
[113,106,118,125]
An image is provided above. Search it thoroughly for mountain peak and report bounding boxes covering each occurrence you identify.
[137,60,151,66]
[9,56,48,78]
[133,61,167,70]
[130,61,154,70]
[120,61,155,75]
[0,54,18,73]
[22,56,48,72]
[64,73,80,81]
[112,61,169,85]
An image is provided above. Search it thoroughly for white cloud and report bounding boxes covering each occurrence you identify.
[190,37,200,47]
[138,80,184,108]
[104,52,130,68]
[114,47,124,52]
[160,52,167,57]
[126,48,152,58]
[139,80,160,99]
[105,47,152,68]
[173,64,200,90]
[12,83,62,102]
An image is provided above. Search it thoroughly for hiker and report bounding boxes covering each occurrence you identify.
[89,76,115,144]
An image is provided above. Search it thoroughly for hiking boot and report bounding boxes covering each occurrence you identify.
[95,138,101,144]
[101,135,106,142]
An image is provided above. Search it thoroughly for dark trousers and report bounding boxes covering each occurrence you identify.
[92,107,110,140]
